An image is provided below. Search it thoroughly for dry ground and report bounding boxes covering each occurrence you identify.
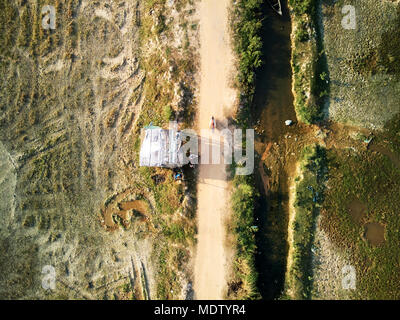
[321,0,400,129]
[0,0,198,299]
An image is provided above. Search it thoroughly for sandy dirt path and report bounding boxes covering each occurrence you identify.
[194,0,236,300]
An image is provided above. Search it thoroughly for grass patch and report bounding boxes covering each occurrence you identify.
[0,0,196,299]
[378,6,400,77]
[381,113,400,156]
[154,243,190,299]
[136,1,197,130]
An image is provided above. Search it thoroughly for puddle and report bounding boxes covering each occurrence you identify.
[101,191,151,231]
[347,199,367,224]
[364,222,385,246]
[119,200,149,213]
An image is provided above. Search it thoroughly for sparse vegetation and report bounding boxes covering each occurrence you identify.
[320,0,400,129]
[0,0,197,300]
[154,244,191,299]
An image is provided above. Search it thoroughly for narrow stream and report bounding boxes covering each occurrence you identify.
[253,0,296,299]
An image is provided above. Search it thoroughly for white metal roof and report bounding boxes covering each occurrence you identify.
[139,127,184,168]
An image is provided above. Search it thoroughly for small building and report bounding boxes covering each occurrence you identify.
[139,124,185,168]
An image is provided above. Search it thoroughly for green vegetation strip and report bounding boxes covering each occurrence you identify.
[231,0,263,127]
[228,0,263,299]
[230,174,261,299]
[289,0,328,124]
[285,144,327,299]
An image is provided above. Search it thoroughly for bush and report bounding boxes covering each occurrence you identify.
[295,21,309,42]
[288,0,315,16]
[163,105,175,121]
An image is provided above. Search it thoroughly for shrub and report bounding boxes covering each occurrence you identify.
[163,105,175,121]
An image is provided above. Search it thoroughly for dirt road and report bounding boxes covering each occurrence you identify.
[193,0,236,300]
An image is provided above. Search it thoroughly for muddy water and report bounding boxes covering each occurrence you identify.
[364,222,385,246]
[119,200,149,213]
[254,1,297,143]
[348,199,367,225]
[253,0,297,299]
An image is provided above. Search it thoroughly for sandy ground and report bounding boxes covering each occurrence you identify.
[194,0,236,300]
